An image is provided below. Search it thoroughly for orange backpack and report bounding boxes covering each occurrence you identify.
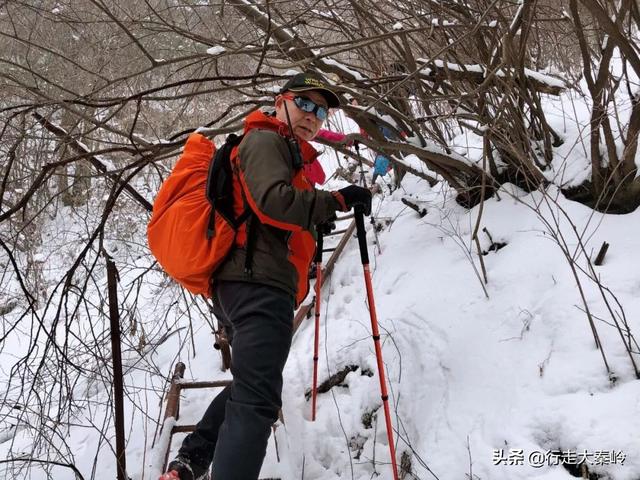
[147,132,246,297]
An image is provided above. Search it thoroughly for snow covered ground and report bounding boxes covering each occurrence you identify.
[149,164,640,480]
[265,148,640,480]
[2,80,640,480]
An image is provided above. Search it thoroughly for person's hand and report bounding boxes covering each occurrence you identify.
[316,214,337,235]
[332,185,372,215]
[343,133,359,147]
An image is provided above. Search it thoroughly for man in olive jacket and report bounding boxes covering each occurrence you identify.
[160,72,372,480]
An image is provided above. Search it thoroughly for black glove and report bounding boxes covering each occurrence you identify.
[333,185,372,216]
[316,214,337,235]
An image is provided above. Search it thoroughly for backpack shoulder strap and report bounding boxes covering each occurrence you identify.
[206,133,244,239]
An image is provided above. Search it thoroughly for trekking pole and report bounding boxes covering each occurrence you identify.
[311,229,324,421]
[353,141,368,189]
[353,141,382,254]
[354,207,398,480]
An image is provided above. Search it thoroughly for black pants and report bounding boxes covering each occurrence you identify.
[178,281,294,480]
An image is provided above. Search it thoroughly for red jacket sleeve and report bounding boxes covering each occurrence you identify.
[316,129,347,143]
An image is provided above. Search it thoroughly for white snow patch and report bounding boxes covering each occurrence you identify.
[206,45,226,56]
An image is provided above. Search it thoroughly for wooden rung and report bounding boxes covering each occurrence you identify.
[172,424,197,434]
[326,228,348,236]
[177,379,232,389]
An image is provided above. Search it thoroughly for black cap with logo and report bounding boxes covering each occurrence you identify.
[279,72,340,108]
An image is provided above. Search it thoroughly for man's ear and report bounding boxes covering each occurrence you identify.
[275,95,284,107]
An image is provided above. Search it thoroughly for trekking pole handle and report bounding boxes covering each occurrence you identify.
[315,229,324,263]
[354,207,369,265]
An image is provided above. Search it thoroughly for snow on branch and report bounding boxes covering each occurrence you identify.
[206,45,227,56]
[416,58,569,95]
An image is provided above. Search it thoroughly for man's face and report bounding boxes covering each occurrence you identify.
[275,89,328,141]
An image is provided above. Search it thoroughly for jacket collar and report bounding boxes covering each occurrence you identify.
[243,110,319,164]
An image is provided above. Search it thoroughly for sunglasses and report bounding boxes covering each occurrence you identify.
[283,94,329,121]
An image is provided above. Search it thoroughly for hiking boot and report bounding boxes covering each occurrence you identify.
[160,455,210,480]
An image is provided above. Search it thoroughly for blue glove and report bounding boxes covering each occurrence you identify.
[374,154,390,176]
